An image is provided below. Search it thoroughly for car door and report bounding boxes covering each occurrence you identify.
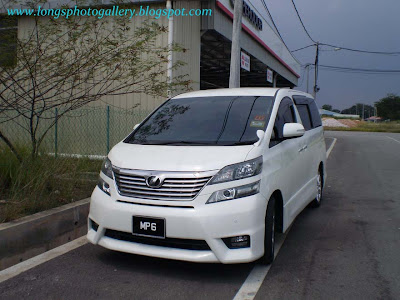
[293,96,325,204]
[293,97,317,203]
[269,97,307,221]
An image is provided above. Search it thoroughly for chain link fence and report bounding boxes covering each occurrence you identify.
[0,106,152,157]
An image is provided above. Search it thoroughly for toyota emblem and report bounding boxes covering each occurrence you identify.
[146,176,163,188]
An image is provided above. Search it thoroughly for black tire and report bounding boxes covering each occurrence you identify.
[258,196,276,265]
[310,169,323,208]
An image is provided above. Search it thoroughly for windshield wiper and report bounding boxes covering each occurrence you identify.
[146,141,216,146]
[227,141,256,146]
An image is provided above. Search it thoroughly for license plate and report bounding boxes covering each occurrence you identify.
[132,216,165,239]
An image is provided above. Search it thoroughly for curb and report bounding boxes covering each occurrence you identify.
[0,198,90,271]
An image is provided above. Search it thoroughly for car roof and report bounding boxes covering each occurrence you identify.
[173,88,282,99]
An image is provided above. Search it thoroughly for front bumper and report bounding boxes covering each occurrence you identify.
[87,179,267,264]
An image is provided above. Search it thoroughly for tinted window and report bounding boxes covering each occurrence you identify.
[308,99,322,128]
[125,96,274,145]
[296,105,312,131]
[270,97,296,147]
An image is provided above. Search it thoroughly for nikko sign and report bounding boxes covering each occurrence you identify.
[230,0,263,31]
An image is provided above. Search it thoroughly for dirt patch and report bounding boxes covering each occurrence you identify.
[322,118,348,128]
[339,119,360,128]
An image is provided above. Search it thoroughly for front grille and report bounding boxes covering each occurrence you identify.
[104,229,211,251]
[113,168,212,201]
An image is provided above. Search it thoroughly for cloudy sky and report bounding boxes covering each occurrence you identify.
[252,0,400,110]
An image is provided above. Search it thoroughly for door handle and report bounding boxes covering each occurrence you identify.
[298,145,307,152]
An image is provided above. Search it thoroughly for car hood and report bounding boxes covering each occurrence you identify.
[108,142,255,172]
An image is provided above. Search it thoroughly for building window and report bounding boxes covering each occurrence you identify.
[0,16,17,67]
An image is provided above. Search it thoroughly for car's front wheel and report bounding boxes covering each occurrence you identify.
[258,196,276,265]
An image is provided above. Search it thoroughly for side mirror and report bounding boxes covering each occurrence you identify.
[133,124,140,130]
[283,123,305,138]
[253,130,265,147]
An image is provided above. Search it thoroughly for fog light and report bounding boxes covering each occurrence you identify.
[90,218,99,231]
[97,177,110,196]
[222,235,250,249]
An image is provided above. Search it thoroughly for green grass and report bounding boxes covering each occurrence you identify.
[0,145,102,223]
[324,121,400,133]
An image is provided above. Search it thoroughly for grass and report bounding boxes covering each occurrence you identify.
[324,121,400,133]
[0,145,102,223]
[321,114,360,120]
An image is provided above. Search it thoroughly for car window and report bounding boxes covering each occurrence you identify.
[124,96,275,146]
[307,99,322,128]
[296,104,312,131]
[270,97,296,147]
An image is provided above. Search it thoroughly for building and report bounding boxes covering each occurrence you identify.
[2,0,301,112]
[1,0,302,155]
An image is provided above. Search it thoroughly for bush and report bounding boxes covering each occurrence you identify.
[0,145,101,222]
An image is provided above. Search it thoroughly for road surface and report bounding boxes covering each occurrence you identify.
[0,131,399,300]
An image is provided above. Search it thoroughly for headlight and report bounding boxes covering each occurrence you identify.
[97,177,111,196]
[206,181,260,204]
[209,156,262,185]
[101,157,113,179]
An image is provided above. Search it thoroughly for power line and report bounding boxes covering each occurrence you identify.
[288,2,400,55]
[319,43,400,55]
[291,44,315,52]
[290,0,316,43]
[304,63,400,74]
[292,43,400,55]
[257,0,291,53]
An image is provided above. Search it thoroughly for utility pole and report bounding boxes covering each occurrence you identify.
[313,42,320,99]
[305,63,311,93]
[362,103,365,120]
[229,0,243,88]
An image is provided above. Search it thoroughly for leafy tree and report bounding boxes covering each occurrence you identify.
[322,104,332,111]
[341,103,375,118]
[332,109,340,113]
[375,94,400,120]
[0,1,191,160]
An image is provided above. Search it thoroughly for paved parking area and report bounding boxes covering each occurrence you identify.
[0,131,399,300]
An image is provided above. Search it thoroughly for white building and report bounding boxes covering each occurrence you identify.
[2,0,301,112]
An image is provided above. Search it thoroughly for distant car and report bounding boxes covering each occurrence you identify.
[87,88,327,264]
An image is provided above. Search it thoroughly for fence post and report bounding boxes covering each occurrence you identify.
[106,105,110,154]
[55,108,58,158]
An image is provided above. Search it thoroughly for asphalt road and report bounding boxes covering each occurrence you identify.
[0,131,399,300]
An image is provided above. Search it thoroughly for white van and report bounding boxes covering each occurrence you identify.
[87,88,326,264]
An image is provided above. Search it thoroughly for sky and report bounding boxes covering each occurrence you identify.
[252,0,400,110]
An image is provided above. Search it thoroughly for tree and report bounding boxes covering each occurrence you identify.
[321,104,332,111]
[341,103,375,118]
[0,2,191,160]
[375,94,400,120]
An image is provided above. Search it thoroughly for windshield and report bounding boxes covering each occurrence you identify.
[124,96,275,146]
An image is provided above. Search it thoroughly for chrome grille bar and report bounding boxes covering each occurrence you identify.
[113,168,216,201]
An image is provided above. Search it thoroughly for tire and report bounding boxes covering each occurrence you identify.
[310,169,323,208]
[258,196,276,265]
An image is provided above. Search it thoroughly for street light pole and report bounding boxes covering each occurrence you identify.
[229,0,243,88]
